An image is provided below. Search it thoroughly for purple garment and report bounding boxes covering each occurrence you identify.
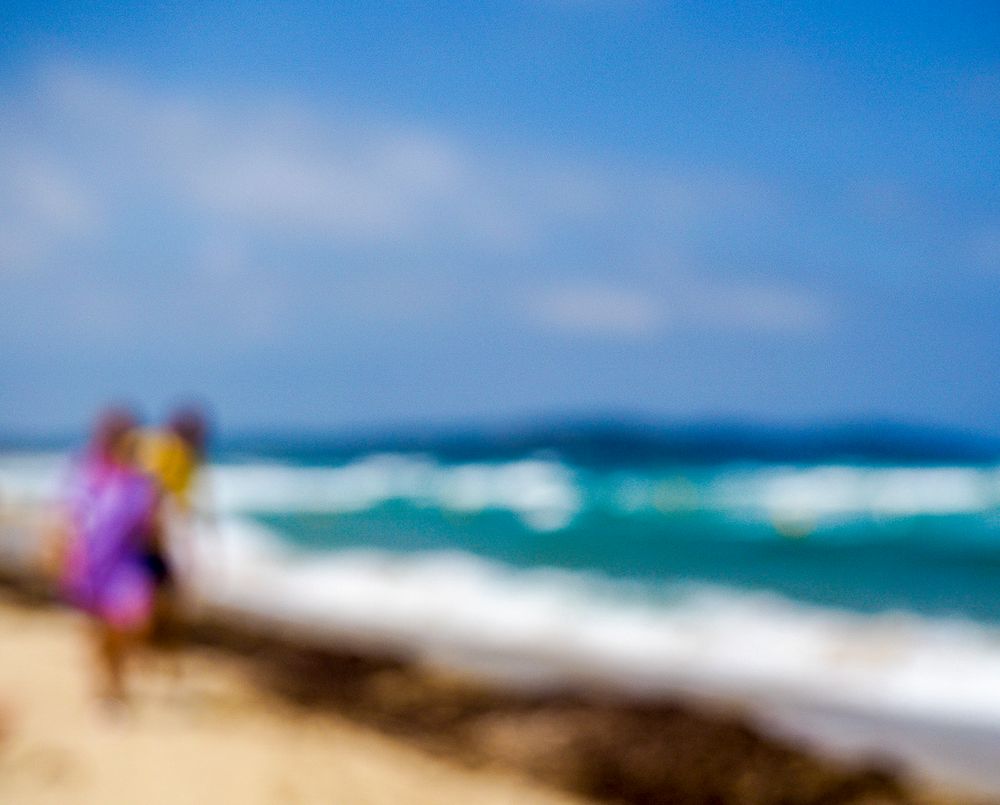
[61,461,158,629]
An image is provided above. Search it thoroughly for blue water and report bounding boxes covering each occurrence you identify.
[8,423,997,625]
[231,453,1000,625]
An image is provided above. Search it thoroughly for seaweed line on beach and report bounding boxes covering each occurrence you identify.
[0,569,987,805]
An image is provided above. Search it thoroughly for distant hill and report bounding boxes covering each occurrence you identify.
[5,417,998,465]
[216,418,1000,466]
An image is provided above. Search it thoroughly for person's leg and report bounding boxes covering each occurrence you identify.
[97,623,133,702]
[94,622,126,704]
[150,582,186,691]
[91,566,155,708]
[93,618,150,707]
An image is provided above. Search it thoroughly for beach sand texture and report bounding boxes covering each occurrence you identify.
[1,586,985,805]
[0,590,588,805]
[0,504,988,805]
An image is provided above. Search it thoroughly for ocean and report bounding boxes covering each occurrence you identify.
[3,426,1000,732]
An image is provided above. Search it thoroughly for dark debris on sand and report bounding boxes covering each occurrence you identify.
[189,621,933,805]
[0,574,971,805]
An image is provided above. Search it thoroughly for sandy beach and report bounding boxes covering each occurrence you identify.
[0,500,994,805]
[2,578,989,805]
[0,586,591,805]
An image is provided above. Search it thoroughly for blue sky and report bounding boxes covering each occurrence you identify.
[1,2,998,435]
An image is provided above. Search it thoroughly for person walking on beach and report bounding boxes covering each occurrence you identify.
[139,406,208,522]
[137,406,209,627]
[59,408,163,707]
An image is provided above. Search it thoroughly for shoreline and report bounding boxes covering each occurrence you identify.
[0,509,995,803]
[0,577,985,805]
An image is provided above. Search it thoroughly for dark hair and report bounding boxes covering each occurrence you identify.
[92,406,138,457]
[168,405,208,456]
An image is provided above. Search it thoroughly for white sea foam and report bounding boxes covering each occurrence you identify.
[0,451,583,530]
[609,463,1000,524]
[212,454,582,530]
[713,464,1000,523]
[207,457,1000,536]
[0,451,71,506]
[187,514,1000,730]
[5,451,999,528]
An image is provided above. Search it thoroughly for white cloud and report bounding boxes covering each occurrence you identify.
[0,60,811,350]
[526,281,830,338]
[682,284,832,334]
[20,62,773,254]
[179,128,474,241]
[34,67,462,242]
[0,148,101,271]
[527,284,666,337]
[33,64,569,249]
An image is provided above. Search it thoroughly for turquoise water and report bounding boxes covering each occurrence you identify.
[239,457,1000,624]
[5,440,997,624]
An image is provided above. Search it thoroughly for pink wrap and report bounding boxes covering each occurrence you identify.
[61,458,158,629]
